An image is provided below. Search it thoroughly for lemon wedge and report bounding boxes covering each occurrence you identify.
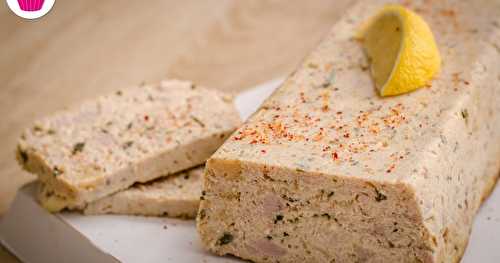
[360,5,441,97]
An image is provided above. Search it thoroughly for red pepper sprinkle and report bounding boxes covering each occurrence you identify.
[332,152,339,160]
[144,115,149,121]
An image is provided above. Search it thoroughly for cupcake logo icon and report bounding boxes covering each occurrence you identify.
[6,0,55,19]
[18,0,45,11]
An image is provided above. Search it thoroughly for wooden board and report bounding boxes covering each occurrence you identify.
[0,0,355,261]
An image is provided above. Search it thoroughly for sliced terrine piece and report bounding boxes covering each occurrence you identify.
[83,166,204,218]
[197,0,500,262]
[17,80,241,212]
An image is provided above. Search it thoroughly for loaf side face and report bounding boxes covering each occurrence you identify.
[197,0,500,262]
[83,166,204,218]
[17,80,241,211]
[198,159,433,262]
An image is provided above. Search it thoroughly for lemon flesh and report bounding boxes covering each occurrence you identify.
[361,5,441,97]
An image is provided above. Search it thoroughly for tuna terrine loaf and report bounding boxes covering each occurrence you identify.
[197,1,500,262]
[84,166,204,218]
[17,80,241,212]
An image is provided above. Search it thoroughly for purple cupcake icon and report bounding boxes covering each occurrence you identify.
[17,0,45,11]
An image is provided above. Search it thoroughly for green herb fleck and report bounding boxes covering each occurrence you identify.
[322,71,336,88]
[47,129,56,135]
[375,190,387,202]
[217,233,233,246]
[274,214,284,224]
[283,232,289,237]
[295,168,305,173]
[281,194,299,203]
[123,141,134,149]
[116,90,123,96]
[198,209,206,220]
[72,142,85,155]
[440,135,448,145]
[266,235,273,240]
[461,109,469,124]
[307,63,318,69]
[33,125,43,132]
[127,122,133,130]
[321,213,331,220]
[53,166,63,177]
[327,191,335,198]
[190,115,205,127]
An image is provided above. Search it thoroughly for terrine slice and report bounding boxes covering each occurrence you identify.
[196,0,500,262]
[83,166,204,218]
[17,80,241,212]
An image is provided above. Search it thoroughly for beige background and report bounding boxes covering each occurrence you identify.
[0,0,354,261]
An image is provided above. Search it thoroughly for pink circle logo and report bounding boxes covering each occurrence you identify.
[6,0,55,19]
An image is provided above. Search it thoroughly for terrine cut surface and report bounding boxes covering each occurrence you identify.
[197,0,500,262]
[84,166,204,218]
[17,80,241,212]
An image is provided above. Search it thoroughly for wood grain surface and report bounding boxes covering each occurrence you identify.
[0,0,354,261]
